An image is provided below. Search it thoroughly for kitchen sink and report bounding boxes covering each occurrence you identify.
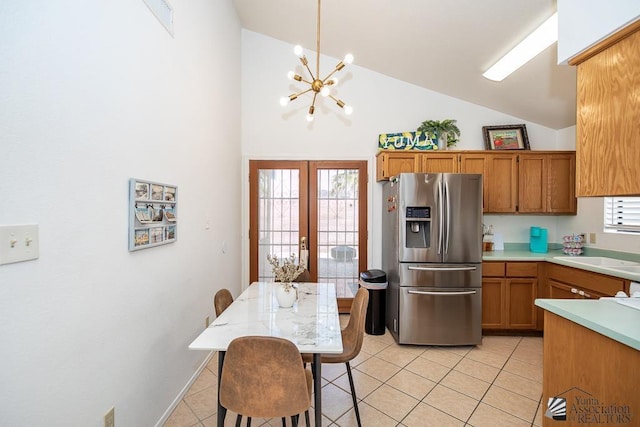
[553,256,640,267]
[606,265,640,273]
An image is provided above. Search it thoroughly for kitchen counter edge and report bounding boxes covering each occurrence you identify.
[483,250,640,282]
[535,298,640,351]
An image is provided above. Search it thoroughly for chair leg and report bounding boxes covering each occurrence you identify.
[281,417,286,426]
[235,414,242,427]
[345,362,361,427]
[291,415,298,427]
[247,416,252,427]
[304,410,310,427]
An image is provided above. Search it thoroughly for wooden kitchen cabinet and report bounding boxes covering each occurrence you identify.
[421,152,459,173]
[545,263,625,299]
[376,150,576,215]
[518,153,577,214]
[485,154,518,213]
[572,21,640,196]
[376,151,419,181]
[482,261,538,330]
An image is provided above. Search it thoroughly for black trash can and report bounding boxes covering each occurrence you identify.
[359,269,388,335]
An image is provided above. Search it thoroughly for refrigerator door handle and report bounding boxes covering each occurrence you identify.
[408,290,477,296]
[408,266,477,271]
[438,180,444,254]
[444,178,450,254]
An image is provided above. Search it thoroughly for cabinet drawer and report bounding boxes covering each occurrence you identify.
[506,262,538,277]
[547,263,625,296]
[483,262,505,277]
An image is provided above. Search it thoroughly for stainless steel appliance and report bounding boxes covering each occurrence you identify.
[382,173,483,345]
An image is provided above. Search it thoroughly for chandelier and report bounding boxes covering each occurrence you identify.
[279,0,353,122]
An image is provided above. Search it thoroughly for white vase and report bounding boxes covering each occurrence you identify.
[275,284,297,308]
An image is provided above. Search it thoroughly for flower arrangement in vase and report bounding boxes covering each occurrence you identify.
[267,253,306,307]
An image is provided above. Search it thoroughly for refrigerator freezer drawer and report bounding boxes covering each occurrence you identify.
[399,263,482,288]
[399,287,482,345]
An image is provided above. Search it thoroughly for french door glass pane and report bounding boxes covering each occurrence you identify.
[257,169,300,281]
[316,169,359,299]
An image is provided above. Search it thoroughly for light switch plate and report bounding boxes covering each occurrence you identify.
[0,224,39,266]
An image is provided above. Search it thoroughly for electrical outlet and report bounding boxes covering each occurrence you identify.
[205,316,210,327]
[590,233,597,244]
[104,407,115,427]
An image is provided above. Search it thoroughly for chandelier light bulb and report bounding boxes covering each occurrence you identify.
[344,54,354,64]
[294,45,304,57]
[306,114,314,122]
[320,86,330,97]
[279,97,290,107]
[287,71,296,80]
[344,105,353,115]
[328,77,339,86]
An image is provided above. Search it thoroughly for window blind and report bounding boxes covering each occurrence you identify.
[604,197,640,233]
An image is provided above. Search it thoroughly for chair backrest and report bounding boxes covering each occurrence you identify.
[341,287,370,360]
[214,289,233,317]
[292,269,311,282]
[219,336,311,418]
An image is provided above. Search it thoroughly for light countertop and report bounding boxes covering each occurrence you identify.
[535,298,640,351]
[482,246,640,282]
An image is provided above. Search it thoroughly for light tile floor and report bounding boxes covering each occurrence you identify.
[165,318,544,427]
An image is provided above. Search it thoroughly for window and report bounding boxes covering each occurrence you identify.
[604,197,640,234]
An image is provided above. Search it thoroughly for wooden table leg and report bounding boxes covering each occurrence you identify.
[217,351,226,427]
[314,353,321,426]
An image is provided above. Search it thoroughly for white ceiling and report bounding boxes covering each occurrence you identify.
[232,0,577,130]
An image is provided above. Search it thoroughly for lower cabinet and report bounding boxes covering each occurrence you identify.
[546,263,626,299]
[482,262,538,330]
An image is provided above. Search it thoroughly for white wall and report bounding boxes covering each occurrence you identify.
[558,0,640,63]
[0,1,241,425]
[240,31,565,270]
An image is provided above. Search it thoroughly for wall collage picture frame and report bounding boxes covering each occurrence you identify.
[129,178,177,251]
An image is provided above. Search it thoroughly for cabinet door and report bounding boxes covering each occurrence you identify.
[460,153,488,212]
[486,154,518,213]
[518,154,546,213]
[576,27,640,196]
[547,153,576,214]
[421,152,459,173]
[548,279,580,299]
[482,278,505,328]
[376,152,419,181]
[506,279,537,329]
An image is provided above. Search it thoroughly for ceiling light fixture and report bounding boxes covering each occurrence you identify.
[279,0,353,122]
[483,12,558,82]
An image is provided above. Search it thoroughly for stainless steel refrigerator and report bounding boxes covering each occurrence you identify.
[382,173,483,345]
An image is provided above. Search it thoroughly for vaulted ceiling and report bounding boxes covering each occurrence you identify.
[233,0,576,129]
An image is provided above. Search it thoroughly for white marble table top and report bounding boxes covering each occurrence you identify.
[189,282,343,354]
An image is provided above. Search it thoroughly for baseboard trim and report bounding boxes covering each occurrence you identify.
[154,350,214,427]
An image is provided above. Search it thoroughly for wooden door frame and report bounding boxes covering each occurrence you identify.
[249,159,368,313]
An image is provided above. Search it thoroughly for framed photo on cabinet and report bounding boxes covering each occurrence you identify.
[482,124,530,150]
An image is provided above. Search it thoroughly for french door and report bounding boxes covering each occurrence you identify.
[249,160,367,312]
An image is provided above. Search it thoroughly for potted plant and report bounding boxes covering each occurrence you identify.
[417,119,461,149]
[267,253,306,307]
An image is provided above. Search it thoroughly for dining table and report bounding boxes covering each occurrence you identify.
[188,281,343,427]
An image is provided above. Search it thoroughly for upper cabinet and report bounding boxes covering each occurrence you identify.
[375,150,576,215]
[572,21,640,196]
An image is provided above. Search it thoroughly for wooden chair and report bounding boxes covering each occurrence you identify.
[293,269,311,282]
[214,289,233,317]
[303,287,369,427]
[219,336,312,426]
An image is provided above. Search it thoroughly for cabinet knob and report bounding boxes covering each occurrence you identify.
[571,288,578,293]
[578,290,585,296]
